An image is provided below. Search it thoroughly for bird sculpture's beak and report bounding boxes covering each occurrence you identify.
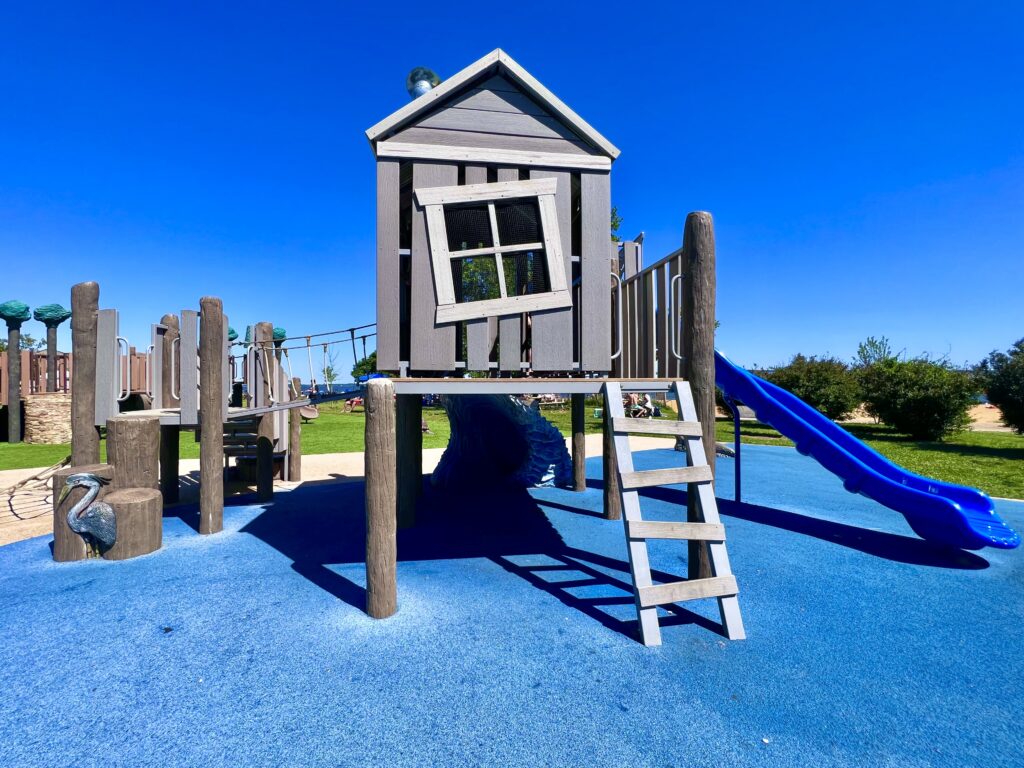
[57,485,72,505]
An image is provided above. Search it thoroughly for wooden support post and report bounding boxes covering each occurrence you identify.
[52,462,114,562]
[602,391,622,520]
[107,414,160,489]
[681,212,716,581]
[571,393,586,491]
[365,377,397,619]
[46,326,58,393]
[102,488,162,560]
[159,313,181,502]
[71,282,100,466]
[199,297,225,532]
[288,376,302,482]
[396,393,422,529]
[5,325,21,442]
[255,321,274,502]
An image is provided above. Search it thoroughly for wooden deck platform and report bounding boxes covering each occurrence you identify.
[390,378,677,395]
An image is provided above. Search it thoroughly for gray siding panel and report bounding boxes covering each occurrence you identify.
[463,165,492,372]
[179,310,199,426]
[497,167,522,371]
[392,126,595,157]
[410,162,458,371]
[417,107,582,142]
[450,86,552,117]
[580,171,611,371]
[376,160,401,372]
[94,309,118,426]
[529,168,573,371]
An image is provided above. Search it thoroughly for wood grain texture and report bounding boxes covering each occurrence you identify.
[637,575,738,608]
[571,394,586,491]
[619,465,712,490]
[107,414,160,490]
[199,297,225,533]
[255,321,275,502]
[392,126,595,157]
[376,141,611,171]
[376,160,401,371]
[450,80,552,116]
[365,378,397,619]
[52,462,113,562]
[626,521,726,541]
[530,169,573,370]
[602,394,622,520]
[610,418,702,436]
[178,310,199,426]
[396,393,422,529]
[70,282,100,466]
[5,327,21,442]
[288,376,302,482]
[580,172,612,371]
[681,213,716,580]
[160,313,180,407]
[416,106,582,141]
[410,162,457,371]
[101,487,163,560]
[94,309,118,427]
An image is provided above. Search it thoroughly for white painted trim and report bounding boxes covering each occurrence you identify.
[415,177,556,206]
[435,289,572,323]
[374,141,613,171]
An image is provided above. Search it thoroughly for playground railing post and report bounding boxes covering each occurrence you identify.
[255,321,275,502]
[70,282,100,467]
[199,297,225,533]
[365,377,397,618]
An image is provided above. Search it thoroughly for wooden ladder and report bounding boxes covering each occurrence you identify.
[605,381,745,646]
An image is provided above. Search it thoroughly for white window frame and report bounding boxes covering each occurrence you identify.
[414,178,571,324]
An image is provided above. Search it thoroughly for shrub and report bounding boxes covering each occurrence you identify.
[763,354,861,420]
[975,339,1024,434]
[859,358,977,440]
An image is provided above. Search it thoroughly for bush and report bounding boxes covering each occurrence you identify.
[859,358,977,440]
[763,354,861,420]
[976,339,1024,434]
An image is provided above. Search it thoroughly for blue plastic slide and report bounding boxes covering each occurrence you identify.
[715,350,1020,551]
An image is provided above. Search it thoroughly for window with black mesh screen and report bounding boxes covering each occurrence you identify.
[444,204,493,251]
[494,199,541,246]
[501,250,551,297]
[451,256,501,303]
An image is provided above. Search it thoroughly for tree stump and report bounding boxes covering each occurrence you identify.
[102,488,162,560]
[107,414,160,490]
[53,463,114,562]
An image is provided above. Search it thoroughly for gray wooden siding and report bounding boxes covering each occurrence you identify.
[94,309,118,426]
[496,167,522,371]
[463,164,492,371]
[179,309,199,425]
[391,126,596,157]
[580,171,612,371]
[529,168,573,371]
[410,161,458,371]
[376,160,401,372]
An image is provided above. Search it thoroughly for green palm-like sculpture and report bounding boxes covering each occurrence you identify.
[227,326,238,343]
[33,304,72,393]
[0,300,32,443]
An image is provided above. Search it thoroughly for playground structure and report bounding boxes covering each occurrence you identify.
[41,49,1019,648]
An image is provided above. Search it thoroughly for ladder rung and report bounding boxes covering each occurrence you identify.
[626,521,725,541]
[620,465,712,489]
[611,418,703,437]
[638,575,738,608]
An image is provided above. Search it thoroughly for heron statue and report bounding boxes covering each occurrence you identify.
[58,473,117,549]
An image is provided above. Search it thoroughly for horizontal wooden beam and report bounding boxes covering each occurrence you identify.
[611,418,703,437]
[626,521,726,541]
[619,465,713,489]
[391,378,680,395]
[415,177,557,206]
[435,289,572,324]
[637,575,738,608]
[375,141,612,171]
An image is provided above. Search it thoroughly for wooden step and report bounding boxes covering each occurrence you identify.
[637,575,738,608]
[625,521,725,541]
[611,418,702,437]
[619,465,713,489]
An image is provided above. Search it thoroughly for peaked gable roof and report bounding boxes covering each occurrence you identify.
[366,49,620,160]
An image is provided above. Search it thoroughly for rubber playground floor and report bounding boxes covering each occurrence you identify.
[1,445,1021,767]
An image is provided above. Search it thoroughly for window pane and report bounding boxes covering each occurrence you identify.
[494,199,541,245]
[501,249,551,297]
[452,256,501,303]
[444,204,493,251]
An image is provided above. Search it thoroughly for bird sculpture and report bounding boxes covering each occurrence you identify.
[58,473,117,549]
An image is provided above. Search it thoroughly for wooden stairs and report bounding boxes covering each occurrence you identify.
[605,380,745,647]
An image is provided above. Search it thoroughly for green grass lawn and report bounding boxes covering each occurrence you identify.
[3,399,1021,499]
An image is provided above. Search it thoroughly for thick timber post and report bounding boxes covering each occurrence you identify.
[571,393,586,491]
[288,376,302,482]
[70,282,100,466]
[681,212,716,581]
[395,393,422,528]
[365,377,397,618]
[159,313,181,503]
[255,321,275,502]
[602,391,622,520]
[199,297,225,533]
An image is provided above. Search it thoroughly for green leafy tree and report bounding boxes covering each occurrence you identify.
[975,339,1024,434]
[322,348,339,392]
[764,354,861,420]
[854,336,894,368]
[610,206,623,243]
[351,351,378,380]
[860,358,977,440]
[19,334,44,350]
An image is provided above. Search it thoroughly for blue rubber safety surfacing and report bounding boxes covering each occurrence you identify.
[1,445,1022,767]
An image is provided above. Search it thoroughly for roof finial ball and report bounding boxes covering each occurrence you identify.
[0,300,32,443]
[406,66,441,100]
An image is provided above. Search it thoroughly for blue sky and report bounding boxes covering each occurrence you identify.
[1,2,1021,376]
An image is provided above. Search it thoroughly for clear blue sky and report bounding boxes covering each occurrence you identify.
[2,2,1021,377]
